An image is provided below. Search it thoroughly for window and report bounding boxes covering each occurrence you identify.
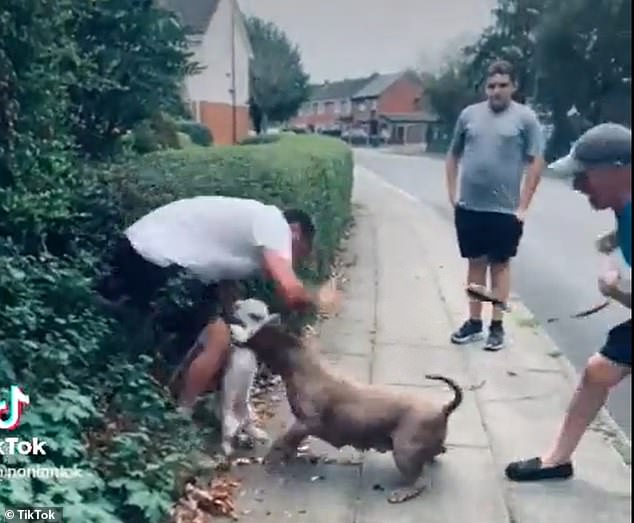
[312,102,319,114]
[371,100,378,110]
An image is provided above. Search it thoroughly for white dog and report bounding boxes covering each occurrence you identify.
[215,298,280,456]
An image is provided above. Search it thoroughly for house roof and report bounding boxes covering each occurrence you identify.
[159,0,221,34]
[307,70,425,102]
[352,72,408,99]
[309,75,377,102]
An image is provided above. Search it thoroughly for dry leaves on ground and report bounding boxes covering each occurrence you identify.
[171,475,242,522]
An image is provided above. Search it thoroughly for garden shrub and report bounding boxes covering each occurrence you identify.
[0,133,353,522]
[177,120,213,147]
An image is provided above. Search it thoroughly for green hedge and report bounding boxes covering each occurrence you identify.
[0,134,353,522]
[238,133,282,146]
[177,120,213,147]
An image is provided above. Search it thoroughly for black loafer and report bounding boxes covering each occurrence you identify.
[505,457,574,482]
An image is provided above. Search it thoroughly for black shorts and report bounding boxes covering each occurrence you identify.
[600,320,632,367]
[454,205,524,263]
[96,236,181,309]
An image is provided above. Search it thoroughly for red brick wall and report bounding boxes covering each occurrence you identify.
[199,101,250,145]
[378,76,423,113]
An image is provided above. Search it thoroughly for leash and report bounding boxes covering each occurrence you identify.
[465,283,611,323]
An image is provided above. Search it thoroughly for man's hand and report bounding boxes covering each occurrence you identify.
[515,208,527,223]
[262,250,343,314]
[598,269,621,299]
[315,277,342,317]
[596,230,618,254]
[445,154,459,208]
[262,249,312,310]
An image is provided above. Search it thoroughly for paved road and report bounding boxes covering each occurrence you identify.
[354,148,632,437]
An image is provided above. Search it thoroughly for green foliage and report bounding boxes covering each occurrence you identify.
[238,133,283,146]
[177,120,213,147]
[1,1,341,520]
[68,0,197,158]
[1,130,352,521]
[1,1,218,521]
[125,112,183,155]
[245,16,310,133]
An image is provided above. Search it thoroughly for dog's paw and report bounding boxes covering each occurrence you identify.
[263,446,292,466]
[244,425,270,444]
[221,440,235,457]
[387,484,427,504]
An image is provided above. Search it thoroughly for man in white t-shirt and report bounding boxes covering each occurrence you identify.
[97,195,339,408]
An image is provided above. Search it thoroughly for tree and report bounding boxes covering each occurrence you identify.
[68,0,198,157]
[245,16,309,133]
[424,58,481,128]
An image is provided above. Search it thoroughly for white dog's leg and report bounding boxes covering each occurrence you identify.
[233,348,270,444]
[220,351,242,457]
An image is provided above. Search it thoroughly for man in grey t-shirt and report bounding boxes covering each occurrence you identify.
[445,60,545,350]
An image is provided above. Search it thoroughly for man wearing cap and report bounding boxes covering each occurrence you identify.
[506,123,631,481]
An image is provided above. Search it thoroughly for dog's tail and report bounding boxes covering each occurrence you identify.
[425,374,463,417]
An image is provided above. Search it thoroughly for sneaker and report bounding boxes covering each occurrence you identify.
[450,319,484,344]
[484,325,505,351]
[505,457,574,482]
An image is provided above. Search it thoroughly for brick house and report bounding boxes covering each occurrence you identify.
[161,0,254,145]
[290,70,438,145]
[292,76,376,131]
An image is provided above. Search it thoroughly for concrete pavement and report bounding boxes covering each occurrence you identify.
[220,164,631,523]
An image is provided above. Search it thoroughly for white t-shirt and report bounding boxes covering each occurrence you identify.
[124,196,292,283]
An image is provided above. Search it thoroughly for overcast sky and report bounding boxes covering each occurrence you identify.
[238,0,496,83]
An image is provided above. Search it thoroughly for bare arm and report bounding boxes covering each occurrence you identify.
[445,153,459,207]
[445,111,466,207]
[518,112,546,214]
[261,249,316,311]
[518,155,544,213]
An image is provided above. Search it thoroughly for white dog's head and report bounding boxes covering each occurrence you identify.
[227,298,281,344]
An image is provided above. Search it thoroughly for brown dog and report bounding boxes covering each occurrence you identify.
[245,323,463,503]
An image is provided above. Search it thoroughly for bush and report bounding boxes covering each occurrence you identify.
[177,120,213,147]
[238,133,282,146]
[1,132,352,522]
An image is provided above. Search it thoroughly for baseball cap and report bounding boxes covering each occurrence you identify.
[547,123,631,178]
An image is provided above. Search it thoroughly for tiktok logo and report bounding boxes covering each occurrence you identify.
[0,386,30,431]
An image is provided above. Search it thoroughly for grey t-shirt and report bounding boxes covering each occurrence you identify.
[449,101,544,214]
